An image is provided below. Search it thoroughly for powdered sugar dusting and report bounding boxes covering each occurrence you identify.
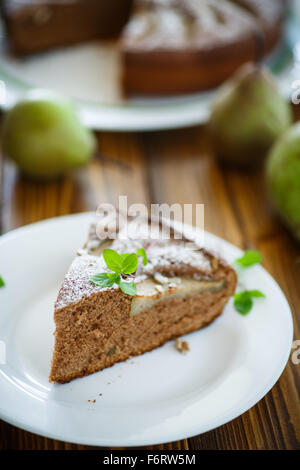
[143,241,211,274]
[55,255,115,310]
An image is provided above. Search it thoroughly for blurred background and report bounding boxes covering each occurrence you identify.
[0,0,299,451]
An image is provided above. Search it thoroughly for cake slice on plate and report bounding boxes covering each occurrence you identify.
[49,217,237,383]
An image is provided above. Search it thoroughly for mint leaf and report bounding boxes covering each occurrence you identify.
[103,249,123,273]
[234,292,253,315]
[119,281,137,296]
[137,248,148,266]
[90,273,116,287]
[0,276,5,288]
[248,290,266,298]
[120,253,130,262]
[106,272,120,282]
[236,250,262,267]
[121,253,138,274]
[234,290,266,315]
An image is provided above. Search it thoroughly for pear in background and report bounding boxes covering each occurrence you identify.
[2,93,96,179]
[209,63,292,169]
[266,122,300,242]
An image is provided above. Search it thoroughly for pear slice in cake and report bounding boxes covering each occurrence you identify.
[49,218,237,383]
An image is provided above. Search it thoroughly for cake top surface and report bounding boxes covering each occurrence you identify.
[55,217,225,310]
[122,0,284,52]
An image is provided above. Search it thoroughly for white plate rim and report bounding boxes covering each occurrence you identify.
[0,212,294,446]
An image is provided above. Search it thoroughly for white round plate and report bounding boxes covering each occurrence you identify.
[0,5,299,131]
[0,212,293,447]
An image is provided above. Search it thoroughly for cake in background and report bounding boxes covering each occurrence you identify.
[0,0,286,95]
[121,0,286,95]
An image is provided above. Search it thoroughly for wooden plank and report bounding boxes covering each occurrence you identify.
[140,127,243,246]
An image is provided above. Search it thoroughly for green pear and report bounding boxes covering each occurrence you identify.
[266,122,300,242]
[209,64,292,168]
[2,93,96,179]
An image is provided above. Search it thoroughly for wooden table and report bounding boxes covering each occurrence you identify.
[0,122,299,450]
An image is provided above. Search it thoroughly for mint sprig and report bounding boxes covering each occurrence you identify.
[234,290,266,315]
[235,250,262,267]
[0,276,5,288]
[90,248,148,295]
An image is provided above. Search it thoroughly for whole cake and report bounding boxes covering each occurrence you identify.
[0,0,286,94]
[50,217,237,383]
[121,0,286,94]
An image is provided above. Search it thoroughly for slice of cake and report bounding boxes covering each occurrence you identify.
[49,217,237,383]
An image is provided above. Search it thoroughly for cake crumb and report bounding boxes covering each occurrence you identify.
[175,338,189,355]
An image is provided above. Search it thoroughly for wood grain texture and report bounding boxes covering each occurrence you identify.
[0,124,299,450]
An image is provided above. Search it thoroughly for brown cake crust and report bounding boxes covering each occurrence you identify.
[50,217,237,384]
[121,0,285,95]
[50,265,236,384]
